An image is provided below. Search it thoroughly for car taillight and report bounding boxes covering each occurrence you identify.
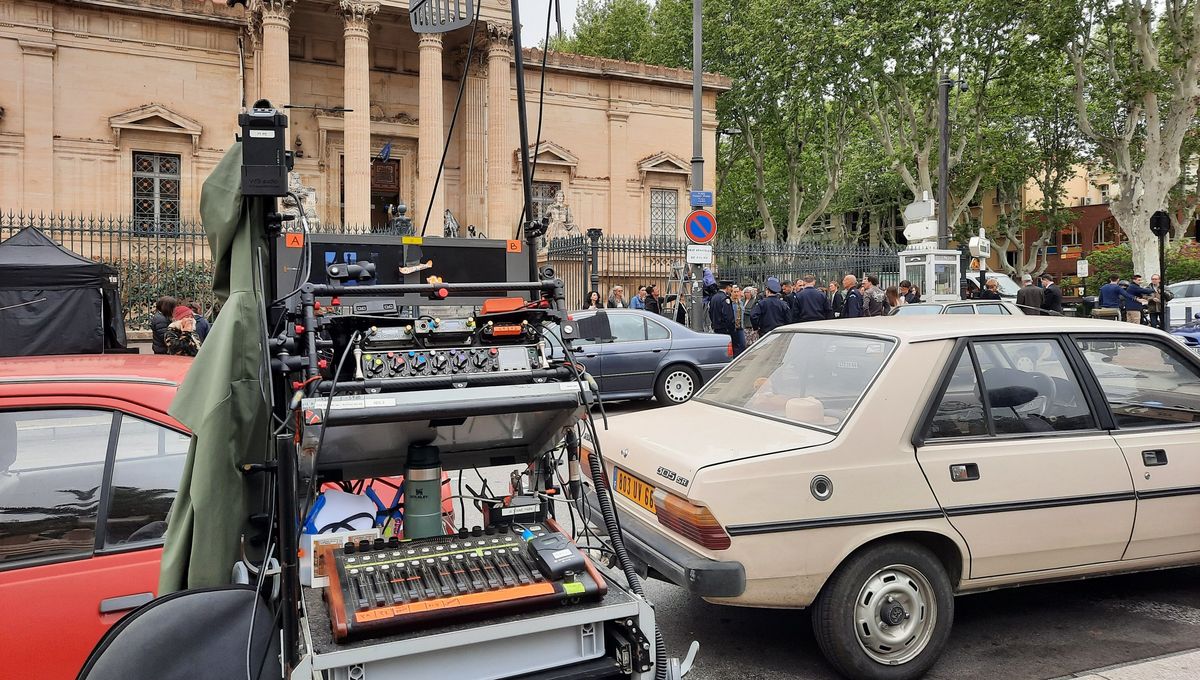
[726,342,734,357]
[652,490,731,550]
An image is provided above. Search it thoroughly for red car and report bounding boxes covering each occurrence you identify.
[0,354,193,680]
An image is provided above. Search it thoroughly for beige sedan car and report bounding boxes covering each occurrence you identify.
[588,316,1200,680]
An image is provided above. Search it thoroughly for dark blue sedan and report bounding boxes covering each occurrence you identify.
[1172,312,1200,355]
[553,309,733,404]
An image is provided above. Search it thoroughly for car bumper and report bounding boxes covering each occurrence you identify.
[585,491,746,598]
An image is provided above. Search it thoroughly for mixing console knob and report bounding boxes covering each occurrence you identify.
[451,351,468,372]
[412,353,428,373]
[358,539,372,553]
[471,526,483,537]
[471,350,488,368]
[364,354,387,377]
[431,352,448,372]
[390,354,406,374]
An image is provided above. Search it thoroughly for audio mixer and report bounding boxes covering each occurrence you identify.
[359,345,540,380]
[321,522,606,640]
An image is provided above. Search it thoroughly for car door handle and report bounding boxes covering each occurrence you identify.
[651,348,663,353]
[99,592,154,615]
[949,463,979,482]
[1142,449,1168,467]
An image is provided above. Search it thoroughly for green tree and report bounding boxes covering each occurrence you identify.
[1067,0,1200,277]
[986,64,1086,277]
[848,0,1068,232]
[551,0,653,62]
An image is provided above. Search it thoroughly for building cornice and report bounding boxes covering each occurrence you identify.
[63,0,248,27]
[522,49,731,93]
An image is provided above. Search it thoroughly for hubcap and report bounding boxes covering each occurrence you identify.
[853,564,936,666]
[663,371,694,402]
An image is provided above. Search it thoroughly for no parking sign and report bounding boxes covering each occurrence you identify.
[684,210,717,245]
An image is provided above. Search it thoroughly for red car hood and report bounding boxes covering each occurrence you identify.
[592,399,835,498]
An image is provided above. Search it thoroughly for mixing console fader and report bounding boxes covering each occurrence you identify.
[322,522,606,640]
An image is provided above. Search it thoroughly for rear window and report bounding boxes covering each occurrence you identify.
[893,305,942,315]
[697,332,895,431]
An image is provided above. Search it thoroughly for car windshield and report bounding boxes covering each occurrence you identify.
[696,332,895,431]
[892,305,943,315]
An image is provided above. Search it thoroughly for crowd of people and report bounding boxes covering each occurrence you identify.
[1096,273,1173,326]
[705,274,922,355]
[150,295,211,357]
[577,268,1172,361]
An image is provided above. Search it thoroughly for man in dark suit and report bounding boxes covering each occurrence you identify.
[827,280,844,318]
[795,275,832,321]
[1039,274,1063,316]
[840,274,864,318]
[1015,274,1045,315]
[709,279,738,349]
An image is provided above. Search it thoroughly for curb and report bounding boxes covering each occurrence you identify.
[1049,648,1200,679]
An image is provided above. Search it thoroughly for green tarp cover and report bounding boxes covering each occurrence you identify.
[160,143,272,592]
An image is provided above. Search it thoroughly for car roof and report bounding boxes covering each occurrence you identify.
[0,354,192,386]
[777,315,1170,343]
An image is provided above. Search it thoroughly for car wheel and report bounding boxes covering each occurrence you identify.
[654,365,700,405]
[812,541,954,680]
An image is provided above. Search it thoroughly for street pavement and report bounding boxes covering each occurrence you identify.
[649,558,1200,680]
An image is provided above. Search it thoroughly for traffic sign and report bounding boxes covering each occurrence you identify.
[686,244,713,264]
[903,199,937,223]
[684,209,717,244]
[690,190,714,207]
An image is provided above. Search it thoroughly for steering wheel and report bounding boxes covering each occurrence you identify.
[1028,372,1057,418]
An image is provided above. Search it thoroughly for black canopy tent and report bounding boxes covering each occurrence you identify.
[0,227,127,356]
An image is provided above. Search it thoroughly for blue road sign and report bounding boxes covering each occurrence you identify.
[690,190,714,207]
[684,209,717,244]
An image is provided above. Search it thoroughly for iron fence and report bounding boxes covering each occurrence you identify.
[2,212,905,330]
[543,233,902,311]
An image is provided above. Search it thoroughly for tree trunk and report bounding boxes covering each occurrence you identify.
[744,128,776,241]
[868,211,881,248]
[1125,211,1162,278]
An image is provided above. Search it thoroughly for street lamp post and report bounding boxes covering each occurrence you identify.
[688,0,705,331]
[1151,210,1171,331]
[937,74,950,250]
[937,74,966,250]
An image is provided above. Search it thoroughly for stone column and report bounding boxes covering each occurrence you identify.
[257,0,294,109]
[460,49,488,231]
[486,24,513,237]
[607,105,630,233]
[341,0,379,229]
[418,33,445,230]
[20,40,56,211]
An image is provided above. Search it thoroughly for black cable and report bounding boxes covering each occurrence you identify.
[295,330,360,554]
[457,469,467,531]
[420,0,483,237]
[270,192,311,306]
[517,1,555,232]
[540,323,667,677]
[245,481,276,680]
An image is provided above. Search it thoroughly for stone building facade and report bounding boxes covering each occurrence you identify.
[0,0,728,237]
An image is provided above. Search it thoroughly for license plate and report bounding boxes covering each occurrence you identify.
[615,468,656,514]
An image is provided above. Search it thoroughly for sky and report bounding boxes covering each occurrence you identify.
[517,0,579,47]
